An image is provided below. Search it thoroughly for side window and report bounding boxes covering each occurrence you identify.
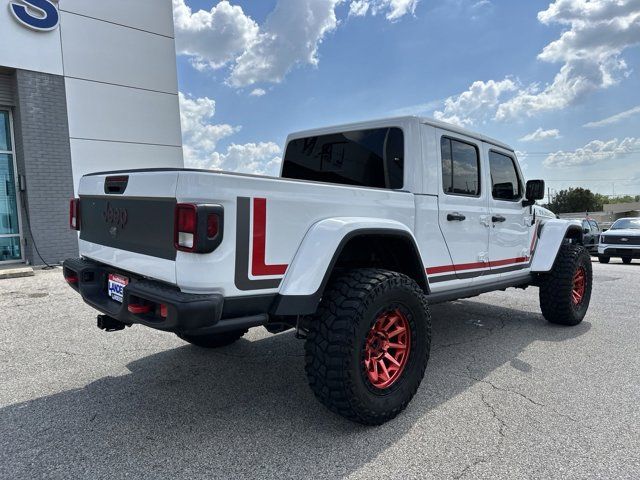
[489,151,522,201]
[589,220,599,232]
[441,137,481,196]
[582,220,591,232]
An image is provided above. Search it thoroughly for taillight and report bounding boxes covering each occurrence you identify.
[174,204,224,253]
[70,198,80,230]
[207,213,219,238]
[175,204,197,251]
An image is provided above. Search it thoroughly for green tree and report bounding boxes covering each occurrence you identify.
[545,188,601,214]
[603,195,640,205]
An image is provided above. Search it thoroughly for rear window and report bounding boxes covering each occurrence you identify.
[281,127,404,189]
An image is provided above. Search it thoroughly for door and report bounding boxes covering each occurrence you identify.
[436,130,490,286]
[485,146,530,278]
[0,109,23,263]
[582,220,598,253]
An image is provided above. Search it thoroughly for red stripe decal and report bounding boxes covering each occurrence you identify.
[488,257,527,268]
[427,261,483,275]
[427,257,528,276]
[251,198,288,277]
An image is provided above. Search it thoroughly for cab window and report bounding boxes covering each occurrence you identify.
[441,137,481,196]
[281,127,404,189]
[589,220,599,232]
[489,151,522,201]
[582,220,591,232]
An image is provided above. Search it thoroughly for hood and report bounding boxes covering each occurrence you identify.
[605,229,640,237]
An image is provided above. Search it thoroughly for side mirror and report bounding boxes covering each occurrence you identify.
[523,179,545,207]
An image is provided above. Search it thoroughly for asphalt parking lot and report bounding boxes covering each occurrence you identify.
[1,260,639,480]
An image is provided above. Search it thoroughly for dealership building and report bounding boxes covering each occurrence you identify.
[0,0,183,265]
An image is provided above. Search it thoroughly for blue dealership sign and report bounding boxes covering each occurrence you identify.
[9,0,59,32]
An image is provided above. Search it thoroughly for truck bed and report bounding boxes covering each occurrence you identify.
[77,169,417,296]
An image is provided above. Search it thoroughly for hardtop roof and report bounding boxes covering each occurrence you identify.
[286,115,514,152]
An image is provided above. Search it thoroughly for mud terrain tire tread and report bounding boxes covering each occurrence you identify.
[540,244,592,326]
[304,268,431,425]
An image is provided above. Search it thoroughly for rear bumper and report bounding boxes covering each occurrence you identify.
[62,258,262,334]
[598,246,640,258]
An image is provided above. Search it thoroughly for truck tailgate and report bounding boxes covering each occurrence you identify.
[77,171,179,284]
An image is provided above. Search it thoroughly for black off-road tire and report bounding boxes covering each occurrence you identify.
[598,256,610,264]
[304,268,431,425]
[539,244,592,326]
[622,257,633,264]
[177,329,248,348]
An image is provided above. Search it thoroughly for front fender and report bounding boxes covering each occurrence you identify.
[530,219,583,272]
[278,217,416,298]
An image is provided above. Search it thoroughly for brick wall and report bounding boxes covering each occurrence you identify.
[12,70,78,265]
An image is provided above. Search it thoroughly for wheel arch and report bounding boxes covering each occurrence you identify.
[531,219,584,273]
[273,218,429,316]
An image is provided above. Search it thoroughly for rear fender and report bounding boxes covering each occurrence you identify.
[273,217,426,315]
[530,219,583,272]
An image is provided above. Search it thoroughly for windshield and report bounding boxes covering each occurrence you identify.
[611,218,640,230]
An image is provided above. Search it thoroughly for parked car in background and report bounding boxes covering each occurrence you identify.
[562,217,601,255]
[598,217,640,264]
[582,219,602,255]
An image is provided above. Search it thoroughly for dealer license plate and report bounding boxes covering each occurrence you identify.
[107,273,129,303]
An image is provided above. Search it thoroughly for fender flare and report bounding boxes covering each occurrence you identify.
[530,219,583,273]
[273,217,428,316]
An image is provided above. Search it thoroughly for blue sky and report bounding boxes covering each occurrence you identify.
[174,0,640,197]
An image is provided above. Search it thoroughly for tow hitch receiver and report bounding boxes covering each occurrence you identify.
[97,315,129,332]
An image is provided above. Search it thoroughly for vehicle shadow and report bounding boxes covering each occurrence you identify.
[1,300,591,480]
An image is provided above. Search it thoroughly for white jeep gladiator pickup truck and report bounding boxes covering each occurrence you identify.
[63,116,593,425]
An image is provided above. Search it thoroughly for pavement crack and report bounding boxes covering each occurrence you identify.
[452,391,507,479]
[480,392,507,438]
[457,357,579,423]
[453,457,489,480]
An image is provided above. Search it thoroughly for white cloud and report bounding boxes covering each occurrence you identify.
[584,105,640,127]
[179,92,281,175]
[211,142,282,176]
[175,0,418,89]
[228,0,341,87]
[433,78,517,127]
[173,0,259,71]
[543,137,640,168]
[179,92,240,167]
[519,128,561,142]
[349,0,418,20]
[390,99,443,116]
[249,88,267,97]
[472,0,491,9]
[496,0,640,120]
[349,1,371,16]
[620,172,640,187]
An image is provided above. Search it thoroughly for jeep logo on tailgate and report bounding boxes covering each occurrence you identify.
[103,202,128,230]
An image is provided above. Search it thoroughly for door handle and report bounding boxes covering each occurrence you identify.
[492,215,506,223]
[447,212,466,222]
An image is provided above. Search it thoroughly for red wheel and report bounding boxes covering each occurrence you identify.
[539,244,592,326]
[364,309,411,389]
[305,269,431,425]
[571,267,586,306]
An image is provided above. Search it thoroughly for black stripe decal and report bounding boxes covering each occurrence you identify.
[429,262,530,283]
[234,197,282,291]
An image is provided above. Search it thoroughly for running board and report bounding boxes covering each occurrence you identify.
[427,276,532,305]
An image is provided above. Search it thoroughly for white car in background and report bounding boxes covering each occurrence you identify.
[598,217,640,264]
